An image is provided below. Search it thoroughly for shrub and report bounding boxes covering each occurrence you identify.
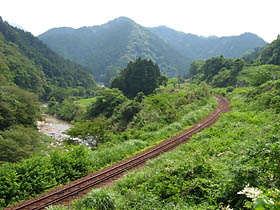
[76,189,115,210]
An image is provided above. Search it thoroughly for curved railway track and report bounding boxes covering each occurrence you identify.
[6,95,230,210]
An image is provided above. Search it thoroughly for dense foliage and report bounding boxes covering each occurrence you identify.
[86,88,127,119]
[189,36,280,90]
[0,83,215,209]
[0,17,98,166]
[0,146,91,208]
[1,16,277,210]
[39,17,189,85]
[70,82,213,143]
[189,56,245,87]
[0,17,96,100]
[46,36,280,210]
[52,80,280,210]
[237,64,280,87]
[111,58,164,98]
[47,99,84,122]
[259,37,280,65]
[0,83,52,163]
[0,126,52,163]
[0,85,39,130]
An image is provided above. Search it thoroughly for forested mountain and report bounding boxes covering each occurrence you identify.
[189,36,280,88]
[0,17,96,100]
[39,17,190,85]
[39,17,266,85]
[150,26,267,60]
[1,14,280,210]
[0,17,98,165]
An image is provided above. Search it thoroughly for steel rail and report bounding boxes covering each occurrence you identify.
[7,95,229,210]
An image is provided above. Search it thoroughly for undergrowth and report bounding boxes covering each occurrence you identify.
[0,84,216,209]
[54,85,280,210]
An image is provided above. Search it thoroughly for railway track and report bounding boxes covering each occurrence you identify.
[6,95,230,210]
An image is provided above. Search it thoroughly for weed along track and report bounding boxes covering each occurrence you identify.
[7,95,230,210]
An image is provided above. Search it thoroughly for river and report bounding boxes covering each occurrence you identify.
[37,114,72,145]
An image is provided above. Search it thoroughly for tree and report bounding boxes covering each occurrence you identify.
[210,68,233,87]
[159,75,168,86]
[260,38,280,65]
[250,67,272,86]
[86,88,127,118]
[0,126,48,162]
[67,117,111,147]
[111,58,162,98]
[0,85,40,130]
[231,59,245,77]
[201,55,234,82]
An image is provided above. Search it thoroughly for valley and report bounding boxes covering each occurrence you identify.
[0,11,279,210]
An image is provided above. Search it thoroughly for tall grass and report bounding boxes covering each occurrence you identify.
[59,87,280,209]
[0,85,217,209]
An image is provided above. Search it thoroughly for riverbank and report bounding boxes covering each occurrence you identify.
[37,114,72,145]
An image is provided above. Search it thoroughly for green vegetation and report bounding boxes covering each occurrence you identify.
[47,99,84,122]
[47,189,116,210]
[260,37,280,65]
[51,79,280,210]
[39,18,266,85]
[46,36,280,210]
[0,85,39,130]
[0,125,52,163]
[45,86,97,122]
[75,98,97,111]
[0,82,54,163]
[39,17,190,85]
[69,82,213,144]
[189,37,280,89]
[237,64,280,87]
[151,27,266,60]
[0,18,98,166]
[111,58,165,98]
[0,17,96,100]
[1,15,278,210]
[86,88,128,119]
[0,82,215,209]
[189,56,245,87]
[0,146,91,208]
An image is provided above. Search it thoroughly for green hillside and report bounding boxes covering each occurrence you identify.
[39,17,267,85]
[0,17,96,100]
[1,14,279,210]
[46,37,280,210]
[150,26,267,60]
[0,17,97,165]
[259,36,280,65]
[39,17,191,85]
[189,37,280,88]
[0,82,216,209]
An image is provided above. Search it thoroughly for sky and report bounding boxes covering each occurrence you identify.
[1,0,279,43]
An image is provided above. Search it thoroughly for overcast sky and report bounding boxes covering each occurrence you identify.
[1,0,279,43]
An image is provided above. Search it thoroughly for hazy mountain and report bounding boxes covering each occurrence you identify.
[150,26,267,60]
[0,17,96,99]
[39,17,267,84]
[39,17,191,84]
